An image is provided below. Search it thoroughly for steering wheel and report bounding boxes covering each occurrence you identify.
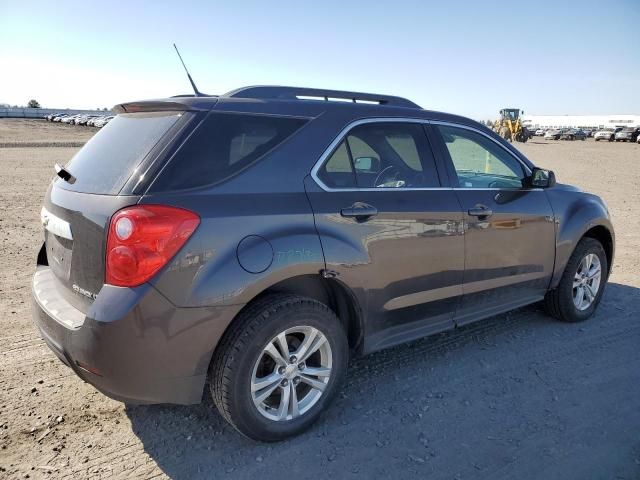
[374,166,402,187]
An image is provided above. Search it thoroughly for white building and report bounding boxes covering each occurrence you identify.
[521,114,640,130]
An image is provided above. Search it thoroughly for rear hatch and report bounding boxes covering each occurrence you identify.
[42,109,193,314]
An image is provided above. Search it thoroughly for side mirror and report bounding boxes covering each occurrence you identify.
[530,167,556,188]
[353,156,379,172]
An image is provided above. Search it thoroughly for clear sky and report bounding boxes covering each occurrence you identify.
[1,0,638,119]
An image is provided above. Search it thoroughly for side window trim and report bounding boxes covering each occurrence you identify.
[311,118,446,192]
[311,118,536,192]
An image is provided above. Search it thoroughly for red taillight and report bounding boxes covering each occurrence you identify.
[106,205,200,287]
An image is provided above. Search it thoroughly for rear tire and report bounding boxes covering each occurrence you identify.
[209,294,348,441]
[544,237,607,323]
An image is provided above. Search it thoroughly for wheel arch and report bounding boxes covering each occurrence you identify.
[211,274,365,363]
[259,275,365,353]
[550,197,614,289]
[582,225,614,276]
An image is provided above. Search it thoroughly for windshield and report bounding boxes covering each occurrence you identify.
[57,112,184,194]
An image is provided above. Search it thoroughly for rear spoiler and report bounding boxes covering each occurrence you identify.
[112,100,207,114]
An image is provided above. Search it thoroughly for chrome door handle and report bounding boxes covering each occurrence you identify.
[341,202,378,221]
[468,206,493,218]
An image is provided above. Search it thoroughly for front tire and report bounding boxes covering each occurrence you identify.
[544,237,607,322]
[209,294,348,441]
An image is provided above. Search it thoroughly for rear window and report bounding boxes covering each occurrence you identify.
[150,112,307,191]
[58,112,183,194]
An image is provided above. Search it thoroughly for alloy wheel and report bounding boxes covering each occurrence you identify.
[572,253,602,311]
[251,326,332,421]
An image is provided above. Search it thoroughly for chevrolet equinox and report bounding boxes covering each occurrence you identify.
[32,86,615,441]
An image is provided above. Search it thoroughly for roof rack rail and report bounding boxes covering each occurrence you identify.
[223,86,421,109]
[170,93,217,98]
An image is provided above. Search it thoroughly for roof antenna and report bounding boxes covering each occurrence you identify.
[173,43,202,97]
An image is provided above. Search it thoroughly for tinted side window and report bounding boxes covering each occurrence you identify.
[317,141,357,188]
[385,133,421,171]
[349,123,438,188]
[152,113,307,191]
[436,125,526,189]
[317,122,439,189]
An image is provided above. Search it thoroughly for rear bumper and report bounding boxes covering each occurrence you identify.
[31,266,242,405]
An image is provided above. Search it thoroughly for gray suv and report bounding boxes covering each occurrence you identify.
[32,86,614,441]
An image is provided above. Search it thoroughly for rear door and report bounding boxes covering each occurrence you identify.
[431,122,556,325]
[305,120,464,353]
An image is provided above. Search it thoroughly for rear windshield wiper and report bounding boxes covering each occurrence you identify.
[54,164,76,184]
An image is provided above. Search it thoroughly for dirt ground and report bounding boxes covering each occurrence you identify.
[0,119,95,148]
[0,119,638,479]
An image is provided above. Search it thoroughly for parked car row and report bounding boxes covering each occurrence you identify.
[534,127,597,137]
[43,112,115,128]
[592,127,640,142]
[541,128,587,141]
[535,128,585,139]
[531,126,639,143]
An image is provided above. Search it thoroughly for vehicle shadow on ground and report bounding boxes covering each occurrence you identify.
[126,282,640,479]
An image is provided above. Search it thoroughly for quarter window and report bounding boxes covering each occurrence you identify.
[151,113,307,191]
[317,122,439,189]
[319,141,357,188]
[436,125,526,189]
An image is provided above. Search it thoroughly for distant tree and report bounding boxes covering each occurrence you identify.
[28,99,41,108]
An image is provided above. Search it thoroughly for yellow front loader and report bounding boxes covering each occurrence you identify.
[494,108,528,142]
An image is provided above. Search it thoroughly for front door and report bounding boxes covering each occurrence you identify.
[305,121,464,353]
[431,123,556,325]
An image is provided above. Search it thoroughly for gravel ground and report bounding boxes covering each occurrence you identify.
[0,120,638,479]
